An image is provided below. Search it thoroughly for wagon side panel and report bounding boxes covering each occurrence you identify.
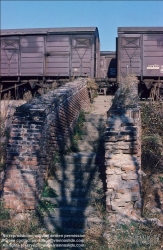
[20,36,44,76]
[45,35,70,76]
[0,36,20,76]
[118,34,141,77]
[143,34,163,77]
[71,35,94,78]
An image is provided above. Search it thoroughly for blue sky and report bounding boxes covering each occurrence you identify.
[1,1,163,51]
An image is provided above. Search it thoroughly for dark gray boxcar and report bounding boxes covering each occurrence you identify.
[117,27,163,80]
[0,27,100,79]
[100,51,116,78]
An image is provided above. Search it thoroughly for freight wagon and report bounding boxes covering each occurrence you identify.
[117,27,163,98]
[0,27,100,97]
[97,51,117,95]
[1,26,163,99]
[100,51,116,79]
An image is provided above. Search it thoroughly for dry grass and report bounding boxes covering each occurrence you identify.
[141,102,163,173]
[23,90,33,101]
[84,184,163,249]
[118,74,139,89]
[85,224,108,250]
[86,78,99,103]
[112,74,139,109]
[87,78,99,91]
[0,202,52,249]
[23,81,58,100]
[141,101,163,232]
[0,214,41,235]
[84,219,163,250]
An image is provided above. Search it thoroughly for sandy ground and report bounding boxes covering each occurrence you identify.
[90,94,114,116]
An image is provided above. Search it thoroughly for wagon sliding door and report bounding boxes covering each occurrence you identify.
[119,35,141,77]
[71,36,94,78]
[45,35,70,77]
[20,36,44,76]
[0,37,19,76]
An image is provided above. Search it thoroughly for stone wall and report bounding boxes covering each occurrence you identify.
[104,77,142,218]
[0,101,26,197]
[2,79,90,212]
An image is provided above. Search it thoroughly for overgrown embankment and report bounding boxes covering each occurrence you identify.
[141,101,163,221]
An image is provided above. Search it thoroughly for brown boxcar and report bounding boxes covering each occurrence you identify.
[117,27,163,99]
[0,27,100,95]
[117,27,163,81]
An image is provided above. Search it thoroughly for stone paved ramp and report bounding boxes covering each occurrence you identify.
[41,95,113,233]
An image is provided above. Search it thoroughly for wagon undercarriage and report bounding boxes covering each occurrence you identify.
[0,78,66,99]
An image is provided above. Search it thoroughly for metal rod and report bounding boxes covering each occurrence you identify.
[0,84,2,100]
[15,84,17,100]
[0,81,28,93]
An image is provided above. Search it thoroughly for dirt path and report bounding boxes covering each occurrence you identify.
[90,95,114,116]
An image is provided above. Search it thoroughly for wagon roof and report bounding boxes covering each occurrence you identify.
[1,27,99,36]
[118,27,163,33]
[100,51,116,55]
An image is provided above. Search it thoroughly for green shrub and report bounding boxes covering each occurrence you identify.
[87,78,99,91]
[69,111,86,152]
[37,199,57,216]
[41,183,58,198]
[158,176,163,183]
